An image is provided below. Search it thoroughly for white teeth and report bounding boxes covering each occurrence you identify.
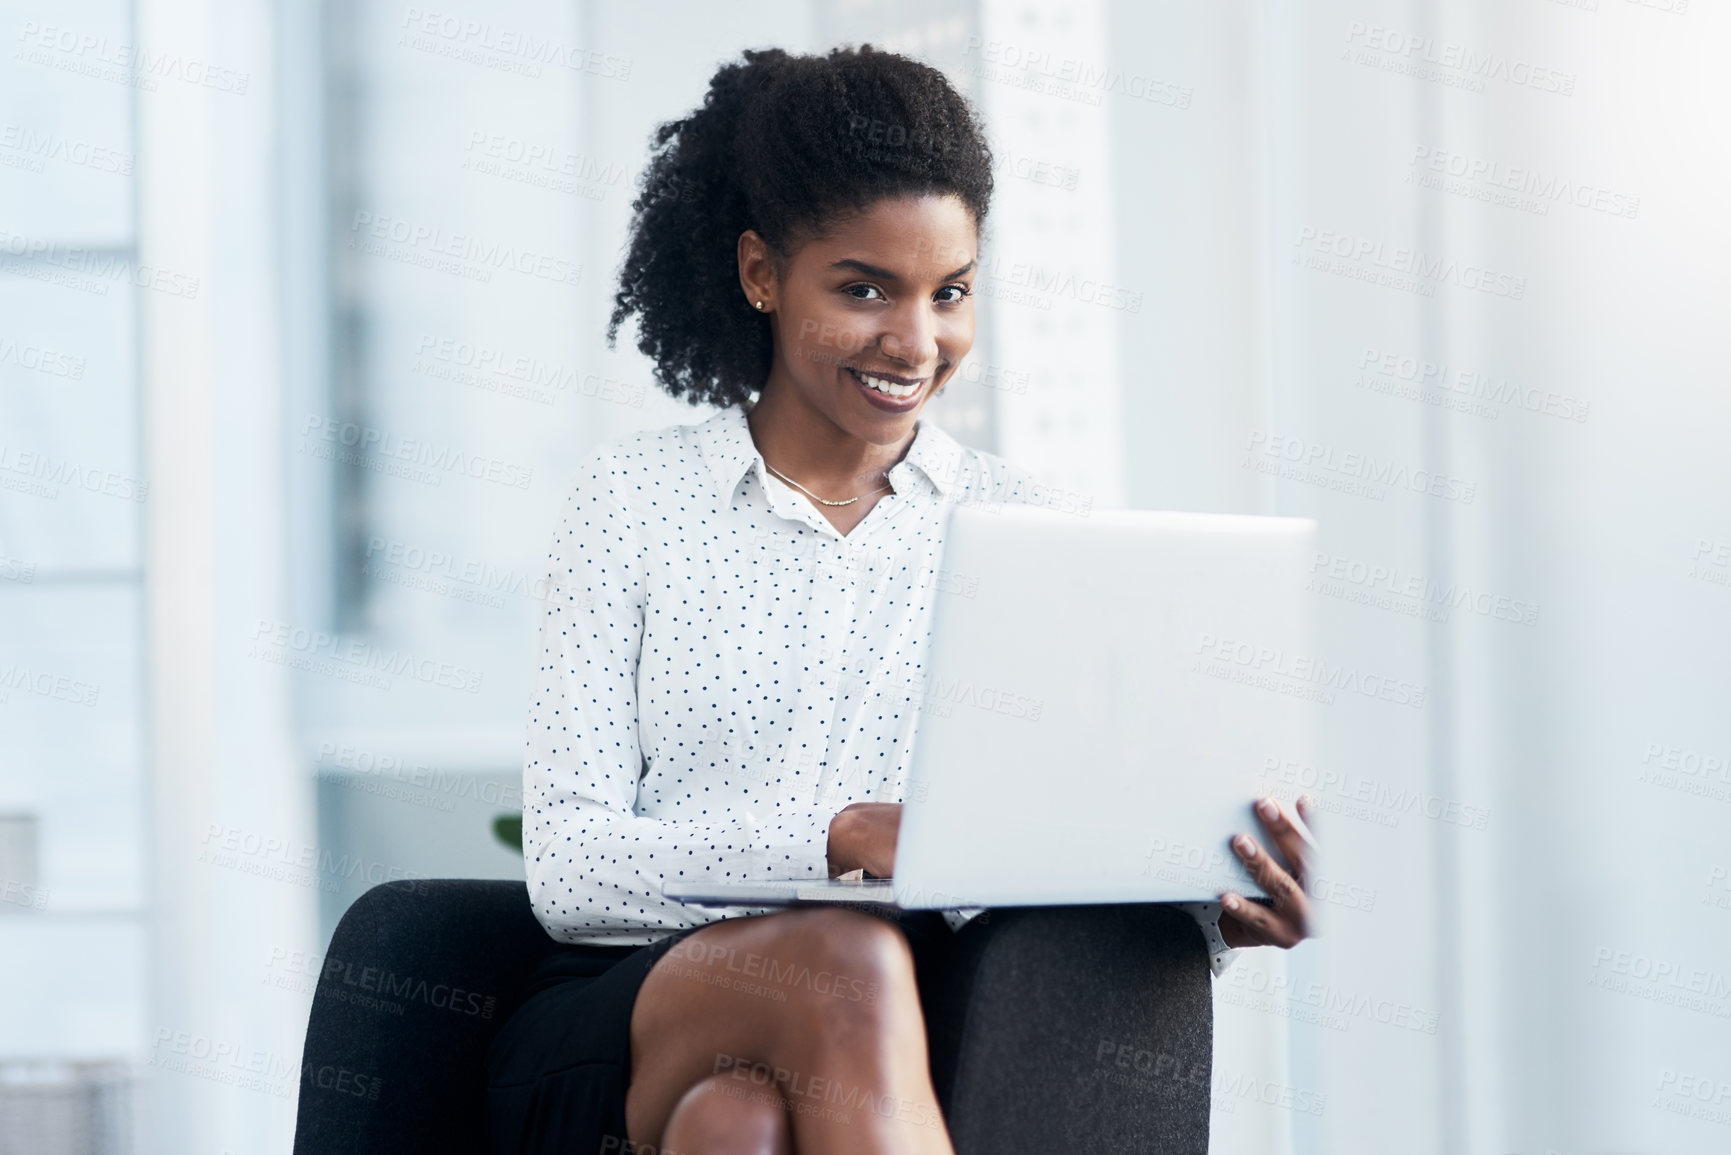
[856,371,921,399]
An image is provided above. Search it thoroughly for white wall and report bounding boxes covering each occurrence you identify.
[0,0,151,1121]
[1118,2,1731,1152]
[136,0,319,1149]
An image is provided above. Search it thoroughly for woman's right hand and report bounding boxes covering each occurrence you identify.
[826,802,902,878]
[1218,795,1316,949]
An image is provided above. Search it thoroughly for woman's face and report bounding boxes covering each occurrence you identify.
[750,194,978,447]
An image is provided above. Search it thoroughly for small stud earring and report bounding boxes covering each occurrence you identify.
[754,300,765,311]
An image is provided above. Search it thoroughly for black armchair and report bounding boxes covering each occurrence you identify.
[292,881,1213,1154]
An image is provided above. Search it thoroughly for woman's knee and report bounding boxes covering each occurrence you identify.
[745,909,914,1016]
[644,908,924,1059]
[750,908,927,1049]
[661,1072,791,1155]
[772,907,915,988]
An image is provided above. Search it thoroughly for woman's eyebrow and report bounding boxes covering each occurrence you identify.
[829,257,977,280]
[830,257,901,280]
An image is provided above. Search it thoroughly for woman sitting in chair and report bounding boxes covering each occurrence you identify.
[488,45,1315,1155]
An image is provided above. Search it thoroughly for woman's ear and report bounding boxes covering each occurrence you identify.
[737,229,778,313]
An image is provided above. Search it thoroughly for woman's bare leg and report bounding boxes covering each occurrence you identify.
[660,1074,793,1155]
[626,907,953,1155]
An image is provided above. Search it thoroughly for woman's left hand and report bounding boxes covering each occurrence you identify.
[1218,795,1316,950]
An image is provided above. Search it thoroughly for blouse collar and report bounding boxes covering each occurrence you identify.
[696,405,962,503]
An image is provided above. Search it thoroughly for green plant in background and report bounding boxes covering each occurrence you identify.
[492,813,522,852]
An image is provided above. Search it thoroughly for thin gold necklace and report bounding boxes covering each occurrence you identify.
[763,461,891,507]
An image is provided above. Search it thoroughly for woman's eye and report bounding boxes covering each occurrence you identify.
[845,284,884,301]
[935,284,972,304]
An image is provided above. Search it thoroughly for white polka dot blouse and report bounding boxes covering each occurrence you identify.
[523,406,1037,945]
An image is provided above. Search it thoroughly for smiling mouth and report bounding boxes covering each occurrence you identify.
[847,366,927,400]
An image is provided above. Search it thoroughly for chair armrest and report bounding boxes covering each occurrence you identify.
[293,879,559,1155]
[925,905,1213,1155]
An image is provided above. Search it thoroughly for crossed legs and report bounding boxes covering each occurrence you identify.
[626,907,952,1155]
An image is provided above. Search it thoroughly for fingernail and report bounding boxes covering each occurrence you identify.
[1234,834,1257,858]
[1222,893,1241,910]
[1257,797,1280,822]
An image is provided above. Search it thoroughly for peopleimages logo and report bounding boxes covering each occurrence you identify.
[900,673,1044,721]
[347,211,581,286]
[197,823,431,896]
[1309,549,1540,627]
[0,228,200,298]
[1245,430,1477,504]
[301,414,533,490]
[1407,146,1639,220]
[1356,347,1588,424]
[1218,966,1440,1035]
[1342,22,1576,96]
[149,1029,298,1101]
[0,662,101,707]
[462,129,628,186]
[248,618,484,694]
[1637,740,1730,805]
[0,335,86,379]
[317,954,497,1019]
[1259,757,1490,831]
[1293,227,1526,300]
[1589,946,1731,1017]
[1194,633,1427,709]
[0,444,148,502]
[363,535,553,606]
[960,36,1193,109]
[397,7,633,80]
[974,251,1143,314]
[14,21,252,94]
[0,122,133,175]
[1652,1068,1731,1130]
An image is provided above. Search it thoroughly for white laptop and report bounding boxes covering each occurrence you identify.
[663,504,1318,911]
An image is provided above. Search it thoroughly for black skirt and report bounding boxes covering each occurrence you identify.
[485,911,955,1155]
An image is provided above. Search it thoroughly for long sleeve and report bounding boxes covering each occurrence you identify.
[522,454,834,944]
[1178,901,1240,976]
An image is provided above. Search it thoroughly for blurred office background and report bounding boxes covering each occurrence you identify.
[1,0,1727,1151]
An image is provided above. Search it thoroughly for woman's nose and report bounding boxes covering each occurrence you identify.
[878,306,939,367]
